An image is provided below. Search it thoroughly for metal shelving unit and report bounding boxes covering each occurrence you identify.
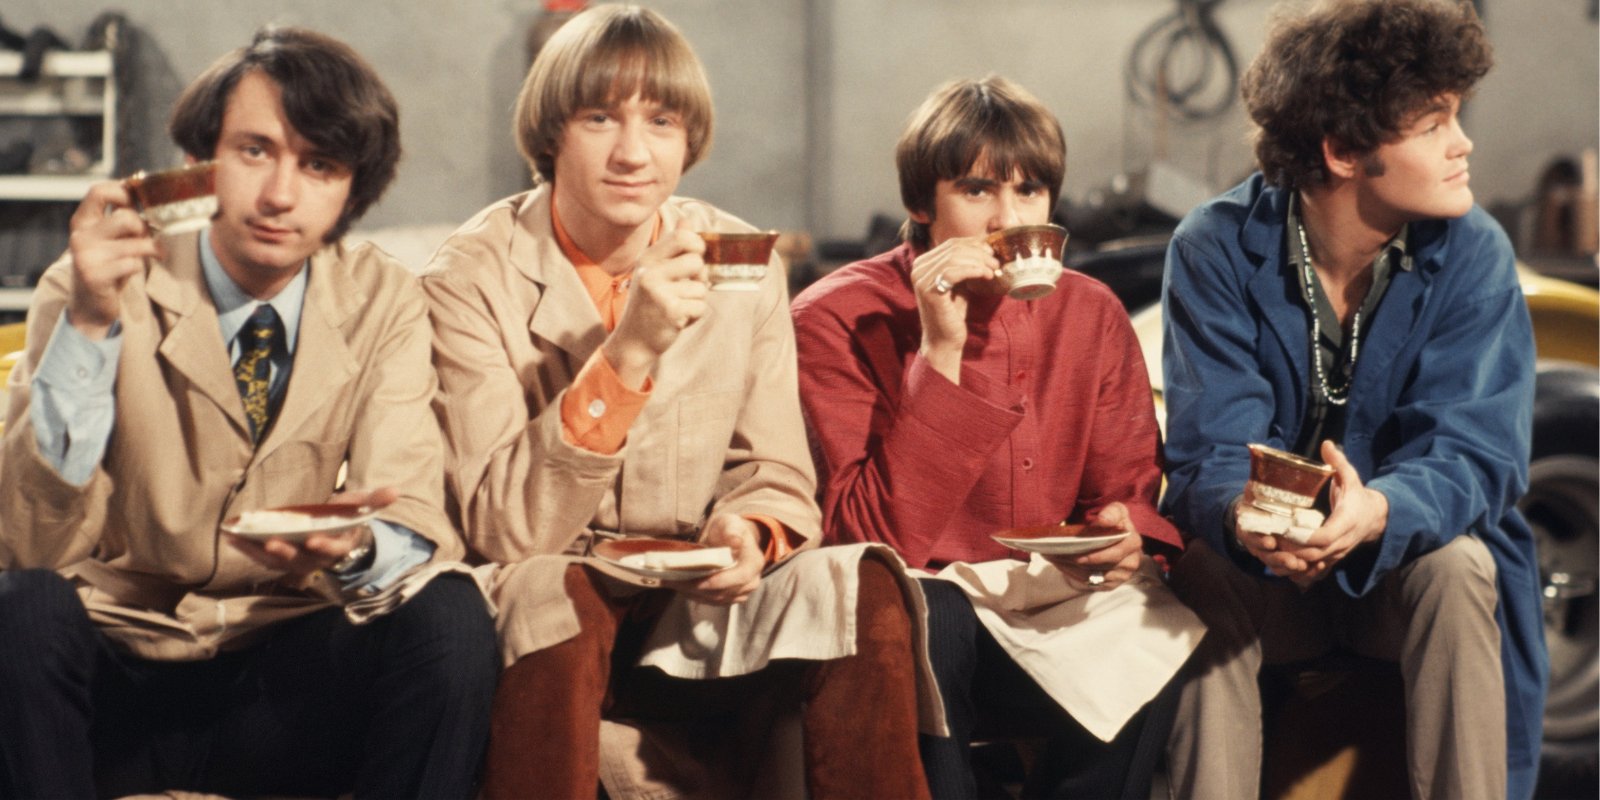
[0,48,115,312]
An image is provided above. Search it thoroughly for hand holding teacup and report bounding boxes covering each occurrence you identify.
[910,235,1002,381]
[602,225,709,388]
[1281,441,1390,577]
[986,223,1069,300]
[1233,442,1385,584]
[67,180,159,340]
[66,162,219,340]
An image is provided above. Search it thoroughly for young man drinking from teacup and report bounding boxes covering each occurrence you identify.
[421,5,939,797]
[1159,1,1542,797]
[792,75,1210,799]
[0,27,496,798]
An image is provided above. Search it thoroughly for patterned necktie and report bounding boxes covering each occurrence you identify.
[233,304,281,443]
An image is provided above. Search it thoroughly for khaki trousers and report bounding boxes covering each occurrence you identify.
[1164,536,1506,800]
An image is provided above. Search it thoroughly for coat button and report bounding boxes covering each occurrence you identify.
[1021,458,1034,470]
[587,398,607,418]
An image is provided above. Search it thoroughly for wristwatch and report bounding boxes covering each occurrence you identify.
[328,525,377,575]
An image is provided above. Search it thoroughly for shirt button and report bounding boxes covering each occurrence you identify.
[1021,458,1035,470]
[1015,371,1027,382]
[587,398,607,418]
[75,367,89,379]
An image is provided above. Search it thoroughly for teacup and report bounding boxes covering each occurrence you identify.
[1246,443,1335,510]
[699,231,779,291]
[986,223,1069,300]
[124,161,217,234]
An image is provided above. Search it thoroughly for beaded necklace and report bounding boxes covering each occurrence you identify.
[1297,220,1359,406]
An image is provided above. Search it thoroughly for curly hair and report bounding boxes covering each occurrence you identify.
[169,27,401,242]
[895,76,1065,250]
[1241,0,1492,189]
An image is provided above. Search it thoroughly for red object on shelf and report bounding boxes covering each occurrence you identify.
[544,0,586,11]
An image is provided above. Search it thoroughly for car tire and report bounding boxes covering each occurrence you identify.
[1523,367,1599,798]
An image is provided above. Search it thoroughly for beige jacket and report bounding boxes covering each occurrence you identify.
[426,188,945,798]
[0,231,464,661]
[423,187,826,663]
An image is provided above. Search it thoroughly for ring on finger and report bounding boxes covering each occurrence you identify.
[1088,571,1106,587]
[933,273,952,294]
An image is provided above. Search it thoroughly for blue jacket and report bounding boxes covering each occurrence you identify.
[1160,174,1547,799]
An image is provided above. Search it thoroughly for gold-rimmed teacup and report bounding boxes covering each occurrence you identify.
[124,161,217,234]
[986,223,1069,300]
[699,231,779,291]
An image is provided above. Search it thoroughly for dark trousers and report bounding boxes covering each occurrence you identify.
[917,578,1177,800]
[0,569,498,799]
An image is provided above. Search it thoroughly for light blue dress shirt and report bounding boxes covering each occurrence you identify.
[30,229,433,592]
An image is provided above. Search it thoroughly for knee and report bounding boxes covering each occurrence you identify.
[855,557,912,637]
[1405,536,1498,612]
[383,574,498,692]
[0,569,93,679]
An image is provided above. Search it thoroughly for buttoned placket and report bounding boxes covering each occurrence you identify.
[1003,302,1043,528]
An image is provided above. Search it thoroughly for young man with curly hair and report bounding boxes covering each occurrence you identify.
[1159,1,1544,797]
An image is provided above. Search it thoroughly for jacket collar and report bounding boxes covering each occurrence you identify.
[506,184,702,363]
[1237,177,1444,418]
[510,186,605,362]
[143,228,362,453]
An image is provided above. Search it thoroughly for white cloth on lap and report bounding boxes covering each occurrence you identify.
[934,553,1207,741]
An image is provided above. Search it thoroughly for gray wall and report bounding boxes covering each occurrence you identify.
[8,0,1596,243]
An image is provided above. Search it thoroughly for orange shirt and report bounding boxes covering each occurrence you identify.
[552,200,796,563]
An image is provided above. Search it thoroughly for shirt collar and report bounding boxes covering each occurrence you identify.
[1287,193,1414,274]
[200,227,308,354]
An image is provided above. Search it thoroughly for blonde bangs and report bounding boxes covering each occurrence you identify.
[516,4,713,183]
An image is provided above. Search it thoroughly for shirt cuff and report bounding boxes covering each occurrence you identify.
[744,514,804,565]
[30,311,122,485]
[334,518,436,595]
[34,310,122,394]
[560,347,651,455]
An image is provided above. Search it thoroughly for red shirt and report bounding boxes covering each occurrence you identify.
[791,243,1179,569]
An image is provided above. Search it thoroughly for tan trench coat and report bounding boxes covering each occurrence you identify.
[422,187,834,661]
[424,188,942,797]
[0,231,466,661]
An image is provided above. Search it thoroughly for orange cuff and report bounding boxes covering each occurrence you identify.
[744,514,804,565]
[560,348,652,454]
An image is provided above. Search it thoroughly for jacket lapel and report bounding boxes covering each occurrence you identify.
[1240,185,1311,410]
[256,243,361,459]
[146,232,250,437]
[512,189,608,364]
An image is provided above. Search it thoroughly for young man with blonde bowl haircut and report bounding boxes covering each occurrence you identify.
[423,6,938,797]
[792,76,1208,799]
[0,28,496,798]
[1160,1,1544,797]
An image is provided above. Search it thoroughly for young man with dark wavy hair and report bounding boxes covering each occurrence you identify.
[1159,1,1544,797]
[0,27,496,798]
